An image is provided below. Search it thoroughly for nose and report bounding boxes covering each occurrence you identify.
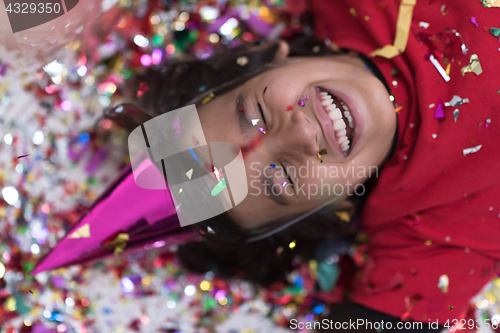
[271,110,319,158]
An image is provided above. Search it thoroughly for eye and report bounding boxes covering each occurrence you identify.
[281,163,294,187]
[258,103,267,126]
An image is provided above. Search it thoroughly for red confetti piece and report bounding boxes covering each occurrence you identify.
[136,82,150,98]
[286,105,293,111]
[16,154,30,159]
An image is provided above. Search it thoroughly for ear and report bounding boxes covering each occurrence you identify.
[273,40,290,62]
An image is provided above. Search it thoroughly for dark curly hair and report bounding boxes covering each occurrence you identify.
[104,34,358,286]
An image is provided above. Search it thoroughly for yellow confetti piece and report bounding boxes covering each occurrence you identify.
[425,240,432,245]
[309,259,318,280]
[335,211,351,223]
[349,8,357,17]
[106,233,130,256]
[445,63,451,75]
[482,0,500,7]
[461,54,482,76]
[201,92,215,104]
[370,0,416,59]
[68,223,91,239]
[317,148,327,159]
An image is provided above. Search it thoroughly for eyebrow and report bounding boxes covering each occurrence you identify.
[261,173,289,206]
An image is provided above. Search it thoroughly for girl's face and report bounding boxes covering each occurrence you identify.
[197,42,397,229]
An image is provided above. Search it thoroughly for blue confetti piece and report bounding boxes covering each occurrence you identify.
[78,132,90,143]
[189,148,200,163]
[313,303,326,315]
[270,164,275,168]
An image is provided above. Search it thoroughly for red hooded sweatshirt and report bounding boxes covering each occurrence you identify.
[307,0,500,324]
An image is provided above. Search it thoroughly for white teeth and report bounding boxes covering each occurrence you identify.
[320,92,329,96]
[344,110,351,117]
[336,128,347,137]
[338,136,348,144]
[328,108,342,120]
[321,98,333,106]
[333,119,346,131]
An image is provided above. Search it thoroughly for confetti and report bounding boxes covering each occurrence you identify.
[16,154,30,159]
[335,211,350,223]
[192,135,199,147]
[434,99,444,119]
[432,134,437,139]
[429,55,450,82]
[258,127,266,134]
[445,95,469,107]
[395,105,404,113]
[281,181,287,187]
[207,227,215,234]
[419,21,429,29]
[491,28,500,37]
[370,0,416,59]
[486,119,491,128]
[270,164,276,168]
[297,99,305,107]
[449,305,454,310]
[211,179,227,196]
[189,148,200,163]
[471,17,479,27]
[286,105,293,111]
[438,274,449,293]
[461,54,482,76]
[236,56,248,66]
[251,119,259,126]
[172,118,183,136]
[317,148,327,159]
[68,224,91,239]
[453,109,459,122]
[463,145,482,156]
[136,82,150,98]
[482,0,500,7]
[202,92,215,104]
[185,169,193,180]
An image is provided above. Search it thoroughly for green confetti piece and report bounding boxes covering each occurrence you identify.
[491,28,500,37]
[391,69,398,76]
[211,179,226,196]
[317,261,340,292]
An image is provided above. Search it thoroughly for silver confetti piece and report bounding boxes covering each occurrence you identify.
[463,144,482,156]
[445,95,469,107]
[453,109,459,122]
[207,226,215,234]
[438,274,449,293]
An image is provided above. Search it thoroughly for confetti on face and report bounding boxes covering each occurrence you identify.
[317,148,327,159]
[281,181,287,187]
[189,148,200,163]
[240,106,246,112]
[258,127,266,134]
[270,164,276,168]
[286,105,293,111]
[445,95,469,107]
[211,179,227,196]
[434,99,445,119]
[304,95,309,100]
[297,100,305,107]
[172,118,183,136]
[471,17,479,27]
[251,119,259,126]
[461,54,482,76]
[463,144,482,156]
[438,274,449,293]
[236,56,248,66]
[202,92,215,105]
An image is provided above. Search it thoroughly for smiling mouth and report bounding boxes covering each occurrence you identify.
[317,90,355,152]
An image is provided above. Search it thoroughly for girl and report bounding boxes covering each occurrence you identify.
[34,0,500,331]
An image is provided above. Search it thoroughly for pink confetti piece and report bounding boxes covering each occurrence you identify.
[471,17,479,27]
[172,118,183,136]
[258,127,266,134]
[297,100,305,107]
[434,99,444,119]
